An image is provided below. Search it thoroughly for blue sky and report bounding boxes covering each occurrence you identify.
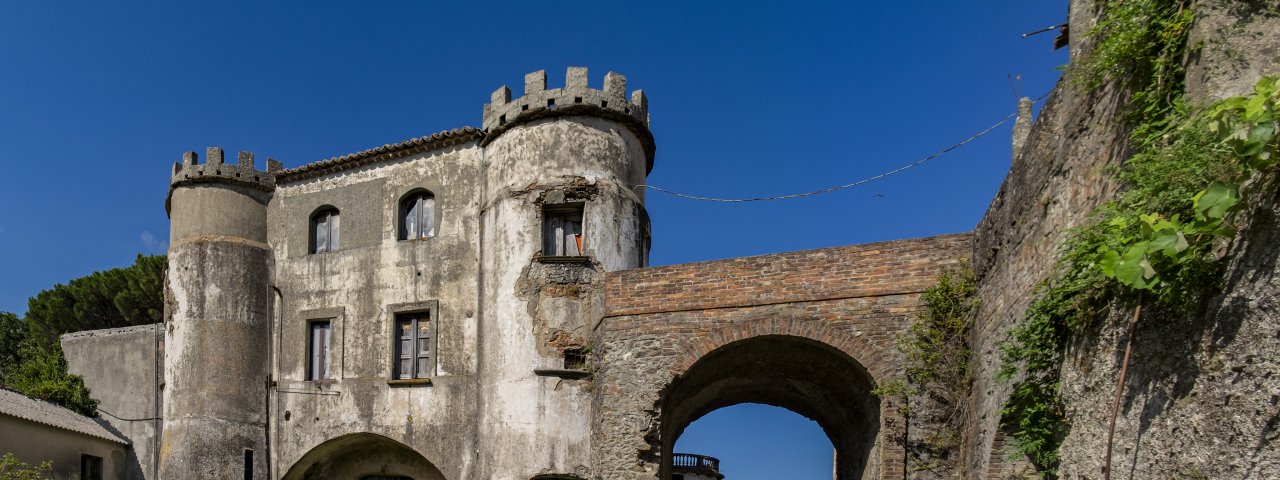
[0,1,1067,477]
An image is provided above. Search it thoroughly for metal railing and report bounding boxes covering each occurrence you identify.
[671,453,721,473]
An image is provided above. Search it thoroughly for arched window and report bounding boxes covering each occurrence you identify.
[310,208,340,254]
[399,191,436,240]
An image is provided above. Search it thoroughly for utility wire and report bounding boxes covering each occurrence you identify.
[97,407,161,422]
[635,91,1052,203]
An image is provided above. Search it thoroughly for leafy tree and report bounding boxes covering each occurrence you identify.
[2,336,97,416]
[24,254,165,343]
[0,453,52,480]
[1,254,164,416]
[0,313,26,373]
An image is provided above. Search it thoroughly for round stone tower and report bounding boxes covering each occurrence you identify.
[476,67,653,477]
[161,148,278,479]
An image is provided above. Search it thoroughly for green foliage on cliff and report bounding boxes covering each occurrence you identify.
[0,254,166,417]
[997,1,1280,474]
[1074,0,1196,140]
[1000,75,1280,476]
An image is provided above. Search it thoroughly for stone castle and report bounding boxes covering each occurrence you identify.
[57,1,1280,479]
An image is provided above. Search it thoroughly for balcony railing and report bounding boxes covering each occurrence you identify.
[671,453,721,474]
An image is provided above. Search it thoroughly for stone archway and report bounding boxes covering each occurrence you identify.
[660,335,884,480]
[282,433,446,480]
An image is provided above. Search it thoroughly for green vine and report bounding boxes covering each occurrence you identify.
[877,264,978,464]
[1074,0,1196,141]
[1001,78,1279,477]
[998,1,1280,475]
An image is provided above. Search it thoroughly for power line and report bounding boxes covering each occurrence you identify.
[636,91,1052,203]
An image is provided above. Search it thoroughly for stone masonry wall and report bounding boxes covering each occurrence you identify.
[966,1,1280,478]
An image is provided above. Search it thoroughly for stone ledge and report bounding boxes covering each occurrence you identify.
[533,368,592,380]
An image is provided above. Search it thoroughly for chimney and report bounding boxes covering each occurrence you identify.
[1012,97,1033,163]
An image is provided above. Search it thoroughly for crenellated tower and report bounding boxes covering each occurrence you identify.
[476,67,654,478]
[162,148,278,479]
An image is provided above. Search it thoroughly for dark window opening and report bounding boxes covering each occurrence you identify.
[243,449,253,480]
[310,208,340,254]
[543,204,584,256]
[564,348,587,370]
[395,313,432,379]
[80,455,102,480]
[308,320,332,381]
[399,191,437,241]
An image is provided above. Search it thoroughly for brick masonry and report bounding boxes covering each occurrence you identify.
[592,233,971,479]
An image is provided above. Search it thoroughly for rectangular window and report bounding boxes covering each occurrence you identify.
[308,320,331,381]
[80,455,102,480]
[394,313,432,379]
[543,204,584,256]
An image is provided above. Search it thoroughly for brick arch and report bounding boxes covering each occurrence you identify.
[593,234,970,479]
[668,317,898,385]
[657,330,900,480]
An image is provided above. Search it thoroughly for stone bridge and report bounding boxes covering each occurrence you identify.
[591,233,971,479]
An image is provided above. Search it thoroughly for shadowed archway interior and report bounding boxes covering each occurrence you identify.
[661,335,882,480]
[282,433,445,480]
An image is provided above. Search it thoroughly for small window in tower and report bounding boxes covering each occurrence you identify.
[308,320,332,381]
[80,454,102,480]
[399,191,437,241]
[394,312,432,379]
[543,204,584,256]
[563,348,587,371]
[310,207,340,254]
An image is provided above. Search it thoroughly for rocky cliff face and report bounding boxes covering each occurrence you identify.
[966,1,1280,478]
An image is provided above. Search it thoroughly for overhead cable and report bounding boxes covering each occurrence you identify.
[635,91,1052,203]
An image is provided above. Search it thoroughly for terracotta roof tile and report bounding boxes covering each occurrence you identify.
[276,127,483,183]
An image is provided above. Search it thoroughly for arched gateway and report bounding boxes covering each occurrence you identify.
[592,234,970,479]
[662,335,883,479]
[282,433,445,480]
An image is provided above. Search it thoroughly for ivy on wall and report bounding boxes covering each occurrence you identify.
[878,263,979,472]
[996,0,1280,474]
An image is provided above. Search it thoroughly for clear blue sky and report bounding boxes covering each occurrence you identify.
[0,2,1067,477]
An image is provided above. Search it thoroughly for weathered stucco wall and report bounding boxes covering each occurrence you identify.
[967,1,1280,478]
[269,142,485,479]
[267,68,652,480]
[478,114,649,480]
[62,324,162,480]
[0,415,129,480]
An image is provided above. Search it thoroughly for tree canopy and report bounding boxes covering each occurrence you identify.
[0,254,165,416]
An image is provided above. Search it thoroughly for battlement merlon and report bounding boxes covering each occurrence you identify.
[482,67,655,173]
[166,147,280,213]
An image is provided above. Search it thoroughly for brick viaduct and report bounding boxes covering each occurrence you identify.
[590,233,971,479]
